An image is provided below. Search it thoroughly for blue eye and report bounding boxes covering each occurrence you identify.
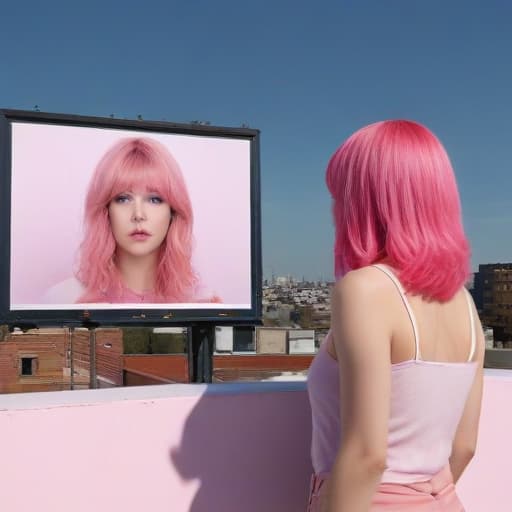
[114,194,131,203]
[149,195,163,204]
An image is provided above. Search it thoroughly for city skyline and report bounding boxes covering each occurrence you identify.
[1,1,511,281]
[263,262,502,285]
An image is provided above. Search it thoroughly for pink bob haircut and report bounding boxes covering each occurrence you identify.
[77,137,197,302]
[326,120,471,301]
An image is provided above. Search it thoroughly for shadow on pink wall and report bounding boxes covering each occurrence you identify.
[170,390,313,512]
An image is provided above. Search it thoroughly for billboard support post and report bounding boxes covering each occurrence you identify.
[89,327,97,389]
[68,326,74,391]
[189,324,214,383]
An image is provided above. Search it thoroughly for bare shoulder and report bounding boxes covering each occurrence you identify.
[331,266,394,305]
[330,266,395,354]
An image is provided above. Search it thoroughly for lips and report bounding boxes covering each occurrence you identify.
[130,229,151,241]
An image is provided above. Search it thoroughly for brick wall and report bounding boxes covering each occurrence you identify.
[123,354,189,384]
[0,330,67,393]
[0,328,123,393]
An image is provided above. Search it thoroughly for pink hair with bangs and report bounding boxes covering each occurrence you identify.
[77,137,197,302]
[326,120,470,301]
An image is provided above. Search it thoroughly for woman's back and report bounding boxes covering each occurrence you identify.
[381,264,477,366]
[308,264,482,483]
[311,119,483,511]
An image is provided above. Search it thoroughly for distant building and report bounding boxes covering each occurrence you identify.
[256,327,288,354]
[210,326,315,382]
[288,330,315,354]
[256,327,316,355]
[0,328,123,393]
[275,276,290,287]
[472,263,512,346]
[214,326,256,353]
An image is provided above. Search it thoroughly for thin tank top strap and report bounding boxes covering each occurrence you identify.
[463,288,477,362]
[372,264,421,361]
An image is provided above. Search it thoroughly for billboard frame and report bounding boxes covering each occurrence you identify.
[0,109,262,327]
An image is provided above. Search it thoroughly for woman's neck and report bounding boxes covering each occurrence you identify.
[115,251,158,293]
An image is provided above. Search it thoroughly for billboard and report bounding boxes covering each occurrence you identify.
[0,110,261,325]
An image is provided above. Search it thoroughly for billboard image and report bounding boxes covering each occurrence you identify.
[0,110,261,325]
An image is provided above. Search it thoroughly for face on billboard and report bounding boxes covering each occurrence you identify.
[108,189,173,259]
[8,121,254,313]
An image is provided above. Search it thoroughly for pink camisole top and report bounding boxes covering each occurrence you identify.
[307,264,478,484]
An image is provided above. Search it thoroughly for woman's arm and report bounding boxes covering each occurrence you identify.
[324,268,393,512]
[449,297,485,483]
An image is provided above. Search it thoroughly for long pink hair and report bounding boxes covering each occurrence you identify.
[326,120,470,301]
[77,137,197,302]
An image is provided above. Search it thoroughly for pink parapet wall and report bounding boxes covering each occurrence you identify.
[0,372,510,512]
[0,382,312,512]
[456,370,512,510]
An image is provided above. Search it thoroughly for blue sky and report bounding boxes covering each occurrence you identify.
[1,1,511,280]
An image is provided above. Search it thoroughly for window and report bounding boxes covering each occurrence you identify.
[233,326,256,353]
[20,357,37,376]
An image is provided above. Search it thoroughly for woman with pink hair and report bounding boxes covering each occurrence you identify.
[47,137,219,304]
[307,120,484,511]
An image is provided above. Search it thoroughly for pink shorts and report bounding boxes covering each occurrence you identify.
[307,466,465,511]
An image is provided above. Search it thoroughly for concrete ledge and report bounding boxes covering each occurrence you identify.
[0,379,307,411]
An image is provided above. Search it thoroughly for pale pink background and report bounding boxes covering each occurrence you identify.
[10,122,252,308]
